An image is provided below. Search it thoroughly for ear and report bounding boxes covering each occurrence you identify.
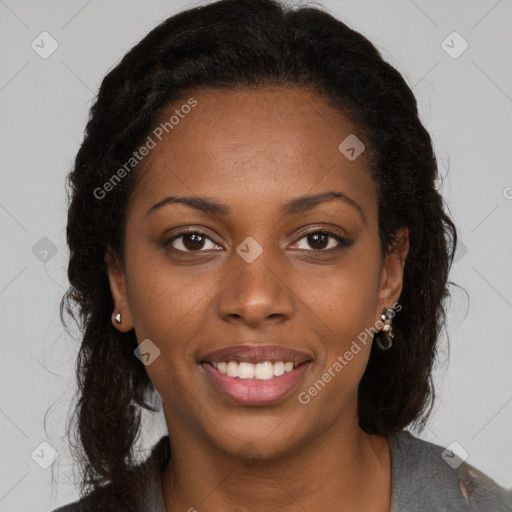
[375,227,409,321]
[105,247,134,332]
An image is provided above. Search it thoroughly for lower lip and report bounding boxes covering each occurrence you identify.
[201,362,312,406]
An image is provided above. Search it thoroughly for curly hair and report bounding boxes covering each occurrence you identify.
[60,0,459,499]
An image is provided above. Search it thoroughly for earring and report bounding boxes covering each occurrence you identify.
[376,307,394,350]
[112,312,122,325]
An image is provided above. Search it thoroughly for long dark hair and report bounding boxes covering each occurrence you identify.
[60,0,459,498]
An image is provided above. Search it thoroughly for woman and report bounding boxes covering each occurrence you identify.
[54,0,511,510]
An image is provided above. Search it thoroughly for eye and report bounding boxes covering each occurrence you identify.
[291,228,351,253]
[165,229,221,252]
[164,227,352,254]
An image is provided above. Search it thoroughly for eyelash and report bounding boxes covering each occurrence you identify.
[164,228,352,255]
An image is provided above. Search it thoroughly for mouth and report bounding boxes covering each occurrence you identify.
[199,344,313,406]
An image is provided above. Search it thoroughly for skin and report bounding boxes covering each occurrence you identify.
[107,87,409,511]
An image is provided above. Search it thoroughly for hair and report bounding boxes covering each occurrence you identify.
[60,0,459,499]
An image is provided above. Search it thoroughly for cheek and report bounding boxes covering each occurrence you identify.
[126,247,212,339]
[298,279,375,403]
[292,251,380,389]
[124,265,215,407]
[297,251,381,336]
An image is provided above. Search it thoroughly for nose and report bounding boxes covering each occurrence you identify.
[217,246,295,328]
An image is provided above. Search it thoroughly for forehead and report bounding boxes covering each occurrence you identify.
[128,87,377,220]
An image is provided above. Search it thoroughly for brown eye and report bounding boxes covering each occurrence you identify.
[293,229,351,252]
[166,230,220,252]
[306,232,331,250]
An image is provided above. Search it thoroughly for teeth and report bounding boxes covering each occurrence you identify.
[273,361,285,376]
[226,361,238,378]
[210,361,298,380]
[239,362,255,379]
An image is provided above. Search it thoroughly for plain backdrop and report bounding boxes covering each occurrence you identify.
[0,0,511,510]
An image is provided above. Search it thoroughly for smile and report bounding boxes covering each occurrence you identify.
[201,360,312,406]
[211,360,298,379]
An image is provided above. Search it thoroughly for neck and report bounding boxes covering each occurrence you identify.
[161,404,391,511]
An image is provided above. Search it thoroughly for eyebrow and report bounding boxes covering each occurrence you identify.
[147,191,366,224]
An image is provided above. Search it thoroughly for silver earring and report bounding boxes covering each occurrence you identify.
[113,312,122,325]
[376,307,394,350]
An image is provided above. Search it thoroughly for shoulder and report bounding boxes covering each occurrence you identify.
[389,430,512,512]
[453,456,512,511]
[50,478,142,512]
[51,435,170,512]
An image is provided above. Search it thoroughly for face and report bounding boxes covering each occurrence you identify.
[107,87,408,459]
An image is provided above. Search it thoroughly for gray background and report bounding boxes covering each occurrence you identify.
[1,0,511,510]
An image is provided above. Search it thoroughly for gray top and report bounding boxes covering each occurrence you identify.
[53,430,512,511]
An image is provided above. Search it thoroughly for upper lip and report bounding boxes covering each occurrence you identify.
[200,344,313,365]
